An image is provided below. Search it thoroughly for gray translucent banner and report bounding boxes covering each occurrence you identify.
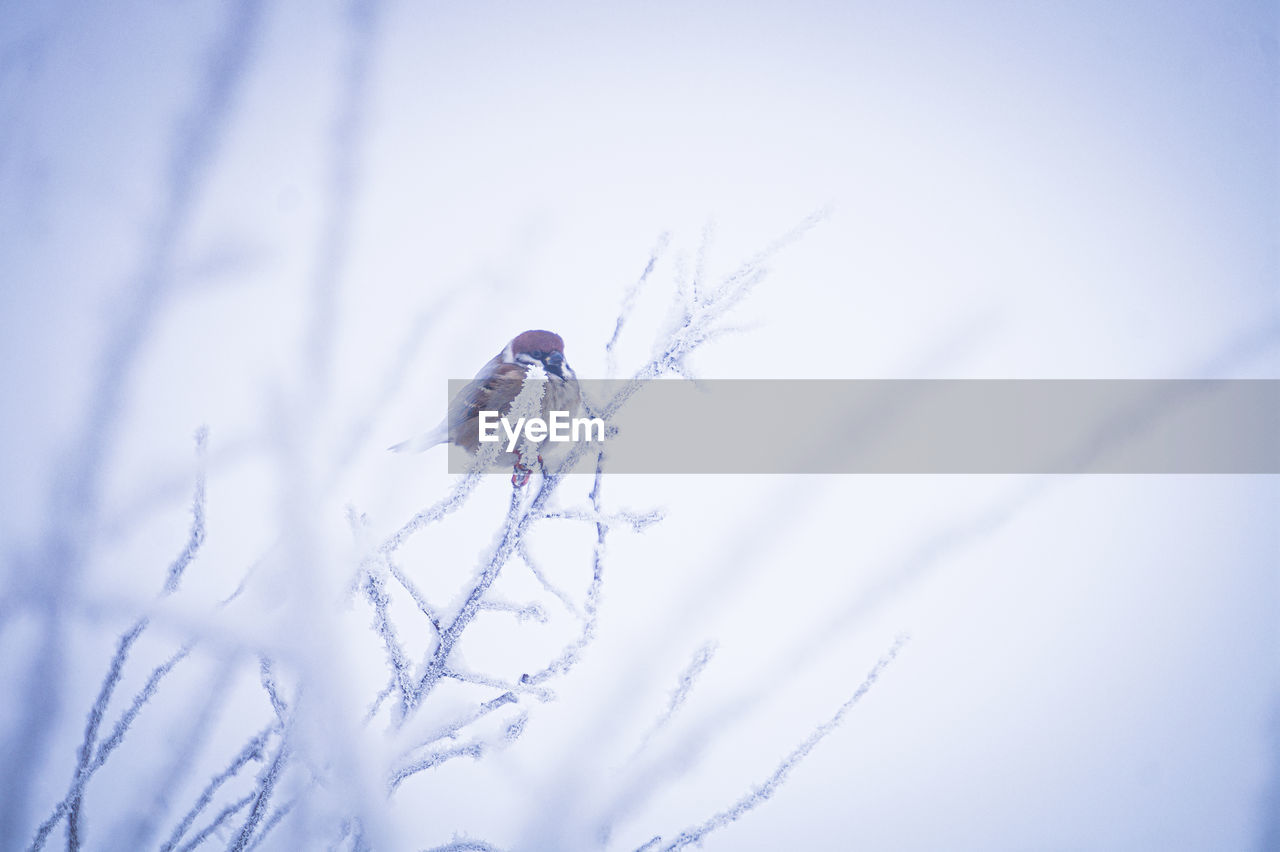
[445,380,1280,474]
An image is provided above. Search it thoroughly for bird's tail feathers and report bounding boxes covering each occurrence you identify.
[388,423,448,453]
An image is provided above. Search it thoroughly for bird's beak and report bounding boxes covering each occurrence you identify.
[544,351,565,377]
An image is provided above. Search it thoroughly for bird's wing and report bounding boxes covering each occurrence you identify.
[448,363,527,452]
[390,362,526,454]
[455,362,526,422]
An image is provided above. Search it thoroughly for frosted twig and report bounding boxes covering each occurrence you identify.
[477,597,548,623]
[606,231,671,378]
[653,635,908,851]
[349,505,435,716]
[422,838,507,852]
[631,642,718,759]
[671,249,692,324]
[124,659,237,849]
[519,454,608,688]
[363,679,397,725]
[691,218,714,305]
[538,507,663,533]
[389,561,442,629]
[389,741,485,791]
[392,710,528,792]
[160,725,275,852]
[381,363,547,556]
[378,472,486,556]
[30,642,194,851]
[560,215,822,510]
[61,618,146,848]
[705,206,830,309]
[101,431,257,545]
[174,793,255,852]
[93,643,194,768]
[163,425,209,593]
[258,656,290,727]
[442,667,554,702]
[363,568,416,714]
[635,208,829,390]
[396,692,519,762]
[38,428,211,849]
[243,788,305,851]
[408,484,529,704]
[230,735,290,852]
[517,540,580,619]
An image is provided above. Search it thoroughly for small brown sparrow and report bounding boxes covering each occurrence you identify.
[390,330,582,479]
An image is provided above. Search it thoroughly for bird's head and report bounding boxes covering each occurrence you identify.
[505,329,568,377]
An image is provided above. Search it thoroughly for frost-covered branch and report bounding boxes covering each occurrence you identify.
[630,642,718,760]
[649,635,908,851]
[174,793,256,852]
[29,642,194,851]
[123,660,238,849]
[363,567,417,715]
[258,656,291,729]
[163,426,209,594]
[230,734,291,852]
[517,540,581,620]
[476,597,549,623]
[606,231,671,379]
[389,741,485,792]
[160,725,276,852]
[443,667,555,702]
[396,691,519,757]
[518,456,609,689]
[60,619,145,848]
[30,423,212,850]
[537,507,664,533]
[421,838,508,852]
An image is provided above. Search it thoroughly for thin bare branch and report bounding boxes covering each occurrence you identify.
[653,635,908,851]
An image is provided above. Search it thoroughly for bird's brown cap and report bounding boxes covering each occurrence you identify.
[510,329,565,355]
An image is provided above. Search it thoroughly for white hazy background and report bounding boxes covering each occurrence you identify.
[1,1,1278,850]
